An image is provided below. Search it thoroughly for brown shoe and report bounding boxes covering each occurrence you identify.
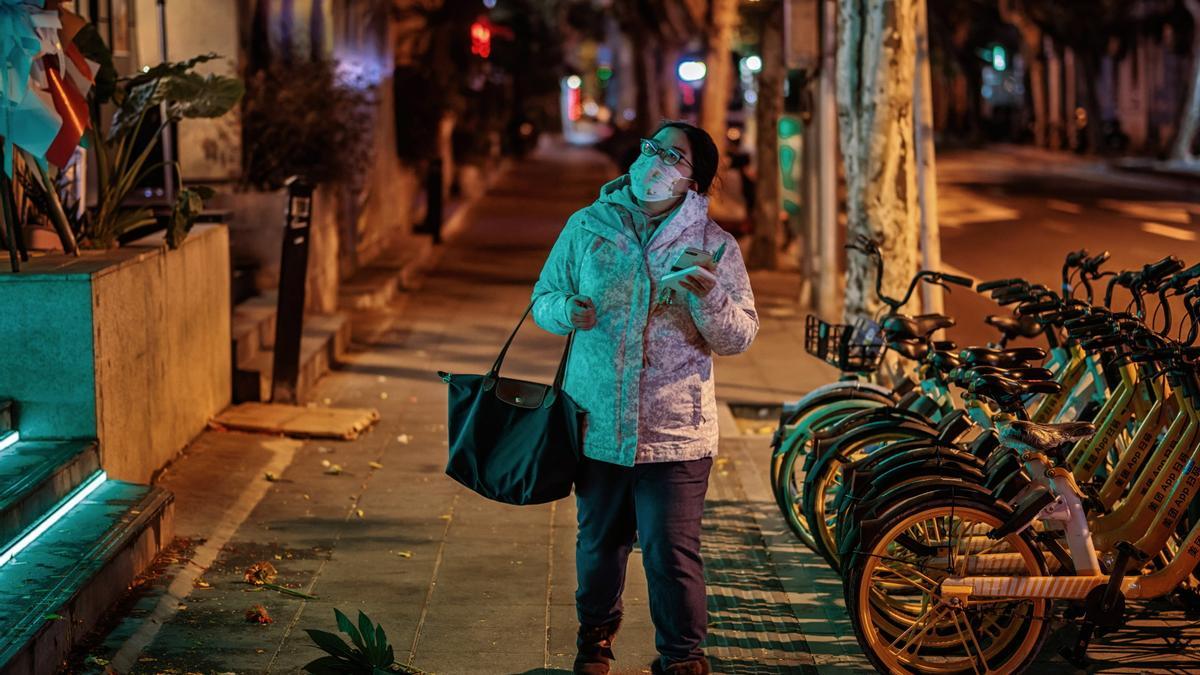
[650,656,711,675]
[573,618,621,675]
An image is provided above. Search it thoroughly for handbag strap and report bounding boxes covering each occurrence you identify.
[489,299,574,390]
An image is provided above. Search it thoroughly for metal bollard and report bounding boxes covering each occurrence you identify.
[270,176,314,404]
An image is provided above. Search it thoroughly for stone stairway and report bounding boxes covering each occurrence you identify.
[0,400,174,674]
[231,292,350,404]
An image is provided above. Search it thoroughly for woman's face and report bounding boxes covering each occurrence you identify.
[652,126,694,192]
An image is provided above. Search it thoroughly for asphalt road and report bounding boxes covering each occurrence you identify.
[932,147,1200,348]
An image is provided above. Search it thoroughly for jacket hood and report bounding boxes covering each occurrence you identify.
[584,174,711,251]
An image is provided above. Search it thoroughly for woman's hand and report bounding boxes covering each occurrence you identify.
[567,294,597,330]
[678,266,717,299]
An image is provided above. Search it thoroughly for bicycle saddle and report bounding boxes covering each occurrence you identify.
[998,420,1096,452]
[968,374,1060,401]
[881,313,955,341]
[985,315,1043,340]
[928,349,962,372]
[890,339,929,361]
[966,366,1055,381]
[959,346,1046,367]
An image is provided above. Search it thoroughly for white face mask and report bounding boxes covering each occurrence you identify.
[629,153,688,202]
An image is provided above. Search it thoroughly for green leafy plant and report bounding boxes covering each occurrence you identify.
[303,608,424,674]
[80,53,243,249]
[240,58,374,191]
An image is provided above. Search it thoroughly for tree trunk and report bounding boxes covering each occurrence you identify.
[699,0,738,148]
[1080,54,1105,154]
[632,24,660,132]
[747,2,785,270]
[1046,36,1063,151]
[838,0,921,323]
[1065,47,1079,151]
[998,0,1045,146]
[915,0,941,316]
[659,46,681,121]
[1170,0,1200,162]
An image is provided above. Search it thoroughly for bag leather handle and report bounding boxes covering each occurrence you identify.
[488,299,574,393]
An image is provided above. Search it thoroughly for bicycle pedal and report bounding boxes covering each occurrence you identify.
[1059,621,1094,669]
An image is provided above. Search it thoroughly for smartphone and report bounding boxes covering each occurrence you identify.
[670,247,714,272]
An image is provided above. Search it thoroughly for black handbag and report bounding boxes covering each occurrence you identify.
[438,300,586,505]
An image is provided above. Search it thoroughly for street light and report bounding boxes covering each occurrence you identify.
[566,75,582,89]
[678,60,706,83]
[743,55,762,73]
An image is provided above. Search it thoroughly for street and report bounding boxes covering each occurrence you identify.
[935,146,1200,347]
[55,141,1200,675]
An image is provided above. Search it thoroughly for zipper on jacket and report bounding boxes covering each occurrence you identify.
[641,251,654,368]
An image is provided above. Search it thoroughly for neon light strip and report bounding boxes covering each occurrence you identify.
[0,470,108,568]
[0,431,18,453]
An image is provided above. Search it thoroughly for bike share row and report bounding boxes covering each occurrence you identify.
[770,237,1200,673]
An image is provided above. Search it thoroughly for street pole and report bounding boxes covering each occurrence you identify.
[157,0,176,205]
[816,0,838,318]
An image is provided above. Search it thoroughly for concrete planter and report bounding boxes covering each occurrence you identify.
[0,225,232,483]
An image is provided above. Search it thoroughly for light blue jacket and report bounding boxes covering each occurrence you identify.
[531,175,759,466]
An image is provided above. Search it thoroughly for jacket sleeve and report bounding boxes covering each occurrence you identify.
[685,232,759,356]
[531,213,580,336]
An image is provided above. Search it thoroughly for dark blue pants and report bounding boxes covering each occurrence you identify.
[574,455,713,664]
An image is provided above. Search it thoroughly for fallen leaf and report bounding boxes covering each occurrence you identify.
[264,472,278,482]
[321,459,332,468]
[376,375,387,383]
[318,446,334,454]
[303,493,311,500]
[325,464,343,475]
[273,554,283,560]
[396,550,414,558]
[243,561,278,586]
[355,508,365,518]
[438,514,451,520]
[396,434,411,445]
[45,613,63,620]
[194,579,212,589]
[245,605,273,624]
[368,461,383,470]
[379,392,389,400]
[84,656,109,666]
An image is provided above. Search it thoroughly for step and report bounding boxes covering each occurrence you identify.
[233,313,350,403]
[0,440,100,553]
[231,291,278,367]
[338,234,433,310]
[0,479,174,674]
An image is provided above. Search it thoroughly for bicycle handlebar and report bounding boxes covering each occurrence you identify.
[977,278,1023,292]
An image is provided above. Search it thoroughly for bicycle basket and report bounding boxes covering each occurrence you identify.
[804,315,887,372]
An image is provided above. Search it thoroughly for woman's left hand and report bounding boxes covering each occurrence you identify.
[678,265,717,299]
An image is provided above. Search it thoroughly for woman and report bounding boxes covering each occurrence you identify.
[530,121,759,675]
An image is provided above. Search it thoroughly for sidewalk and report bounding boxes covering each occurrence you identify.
[64,141,862,675]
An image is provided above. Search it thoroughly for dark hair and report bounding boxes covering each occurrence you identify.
[653,120,719,194]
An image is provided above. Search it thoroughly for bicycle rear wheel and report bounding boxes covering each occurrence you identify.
[845,497,1051,674]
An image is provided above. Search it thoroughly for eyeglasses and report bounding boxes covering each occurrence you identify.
[640,138,693,169]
